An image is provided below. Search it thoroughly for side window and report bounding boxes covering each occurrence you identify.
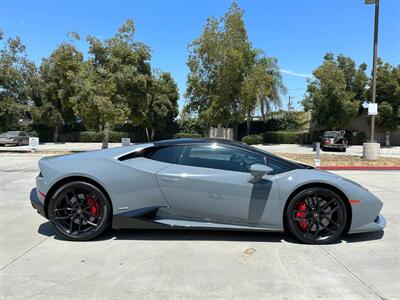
[149,146,183,164]
[19,132,26,136]
[179,145,265,173]
[266,159,290,174]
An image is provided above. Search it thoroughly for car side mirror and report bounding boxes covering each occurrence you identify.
[250,164,273,182]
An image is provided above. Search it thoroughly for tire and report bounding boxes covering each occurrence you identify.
[17,140,22,146]
[48,181,111,241]
[285,187,347,244]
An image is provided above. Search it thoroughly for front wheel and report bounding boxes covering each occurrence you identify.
[286,187,347,244]
[48,181,111,241]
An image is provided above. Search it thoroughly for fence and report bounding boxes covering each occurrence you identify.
[209,127,233,140]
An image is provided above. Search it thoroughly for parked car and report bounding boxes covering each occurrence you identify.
[0,131,30,146]
[30,138,385,244]
[320,131,348,152]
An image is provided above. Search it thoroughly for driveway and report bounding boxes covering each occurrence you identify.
[0,153,399,299]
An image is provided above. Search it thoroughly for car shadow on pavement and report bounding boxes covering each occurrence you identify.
[38,221,384,244]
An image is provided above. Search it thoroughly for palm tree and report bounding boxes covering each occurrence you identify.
[241,55,286,135]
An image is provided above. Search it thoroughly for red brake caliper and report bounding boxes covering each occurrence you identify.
[296,200,308,231]
[86,195,100,217]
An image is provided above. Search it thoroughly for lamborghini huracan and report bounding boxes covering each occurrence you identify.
[30,138,386,244]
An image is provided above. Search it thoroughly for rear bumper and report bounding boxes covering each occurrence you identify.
[30,188,46,218]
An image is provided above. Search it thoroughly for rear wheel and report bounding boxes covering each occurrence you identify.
[286,187,347,244]
[48,181,111,241]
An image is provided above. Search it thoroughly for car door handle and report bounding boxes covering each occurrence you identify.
[160,177,180,183]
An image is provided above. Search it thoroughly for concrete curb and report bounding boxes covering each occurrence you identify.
[319,166,400,171]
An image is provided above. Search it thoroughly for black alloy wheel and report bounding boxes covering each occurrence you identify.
[286,187,347,244]
[48,181,111,241]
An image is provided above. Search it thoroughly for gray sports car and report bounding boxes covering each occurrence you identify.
[30,138,386,244]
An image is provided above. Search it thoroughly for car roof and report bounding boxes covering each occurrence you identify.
[152,138,308,170]
[154,138,243,147]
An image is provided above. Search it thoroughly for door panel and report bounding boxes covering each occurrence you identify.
[156,164,279,226]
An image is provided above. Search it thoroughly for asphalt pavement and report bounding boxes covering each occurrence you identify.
[0,153,399,299]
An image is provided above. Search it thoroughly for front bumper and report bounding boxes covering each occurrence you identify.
[30,188,46,218]
[348,213,386,234]
[322,144,347,149]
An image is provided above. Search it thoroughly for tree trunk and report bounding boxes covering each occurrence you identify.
[53,125,59,142]
[217,123,222,138]
[145,127,150,142]
[260,101,265,120]
[232,122,238,140]
[246,111,251,135]
[151,128,155,141]
[102,122,109,149]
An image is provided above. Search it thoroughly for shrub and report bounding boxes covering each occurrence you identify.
[264,118,282,131]
[78,131,103,142]
[261,131,310,144]
[26,130,39,137]
[345,131,367,145]
[241,134,263,145]
[174,132,203,139]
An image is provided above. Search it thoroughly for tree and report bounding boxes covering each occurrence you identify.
[0,33,36,131]
[240,55,285,134]
[35,41,83,140]
[145,71,179,141]
[185,2,254,131]
[372,60,400,145]
[71,19,151,148]
[302,53,366,129]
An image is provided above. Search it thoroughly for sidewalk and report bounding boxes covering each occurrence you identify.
[0,142,122,153]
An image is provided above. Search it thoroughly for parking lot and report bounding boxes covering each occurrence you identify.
[0,153,399,299]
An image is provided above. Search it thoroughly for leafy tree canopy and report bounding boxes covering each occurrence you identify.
[71,19,152,148]
[302,53,367,129]
[373,60,400,132]
[0,34,37,131]
[185,2,255,126]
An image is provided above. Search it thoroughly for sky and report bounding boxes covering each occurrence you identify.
[1,0,399,112]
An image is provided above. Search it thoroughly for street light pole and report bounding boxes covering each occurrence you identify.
[363,0,381,160]
[368,0,380,142]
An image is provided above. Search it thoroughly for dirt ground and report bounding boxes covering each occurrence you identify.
[276,152,400,167]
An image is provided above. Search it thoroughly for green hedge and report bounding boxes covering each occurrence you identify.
[241,134,263,145]
[174,132,203,138]
[345,131,367,145]
[261,131,310,144]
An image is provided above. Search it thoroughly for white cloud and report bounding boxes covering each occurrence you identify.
[280,69,312,79]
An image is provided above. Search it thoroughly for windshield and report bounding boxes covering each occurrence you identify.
[0,131,19,137]
[323,131,337,138]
